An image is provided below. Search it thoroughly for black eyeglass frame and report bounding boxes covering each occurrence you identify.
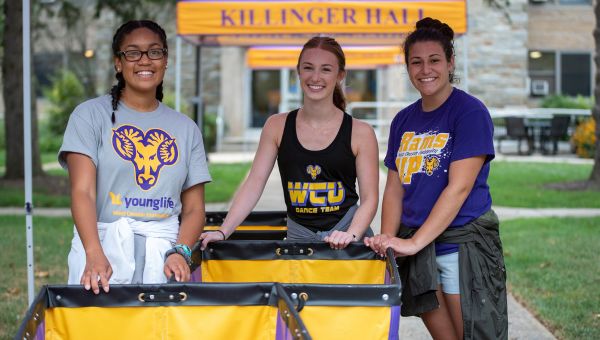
[117,48,168,62]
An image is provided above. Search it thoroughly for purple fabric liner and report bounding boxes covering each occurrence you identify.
[385,262,401,339]
[190,266,202,282]
[35,319,45,340]
[275,310,294,340]
[388,305,401,340]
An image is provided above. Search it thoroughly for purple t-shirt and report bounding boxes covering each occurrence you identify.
[384,88,495,255]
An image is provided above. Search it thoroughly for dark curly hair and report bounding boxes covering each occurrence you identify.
[110,20,168,124]
[297,36,347,112]
[403,17,455,83]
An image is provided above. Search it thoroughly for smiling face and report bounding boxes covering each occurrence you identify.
[407,40,454,103]
[114,27,167,98]
[297,47,345,104]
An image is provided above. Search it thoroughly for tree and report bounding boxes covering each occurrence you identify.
[590,1,600,188]
[2,0,43,179]
[94,0,176,22]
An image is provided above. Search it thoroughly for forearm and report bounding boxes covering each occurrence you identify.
[346,196,377,237]
[177,184,207,246]
[380,170,403,237]
[410,156,485,250]
[178,207,205,247]
[411,185,471,249]
[71,190,101,254]
[380,194,401,237]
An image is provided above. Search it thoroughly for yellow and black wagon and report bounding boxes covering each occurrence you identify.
[17,213,401,340]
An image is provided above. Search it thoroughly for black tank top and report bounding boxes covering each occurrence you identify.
[277,109,359,232]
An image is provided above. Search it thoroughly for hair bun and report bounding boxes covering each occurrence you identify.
[416,17,454,40]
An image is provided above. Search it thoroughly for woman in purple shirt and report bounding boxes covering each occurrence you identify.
[365,18,507,339]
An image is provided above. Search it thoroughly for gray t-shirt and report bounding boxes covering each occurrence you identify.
[59,95,211,223]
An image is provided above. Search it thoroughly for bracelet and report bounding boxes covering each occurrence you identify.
[165,245,192,266]
[174,244,192,259]
[216,230,227,240]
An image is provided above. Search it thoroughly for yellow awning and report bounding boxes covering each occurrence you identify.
[247,45,403,69]
[177,0,467,46]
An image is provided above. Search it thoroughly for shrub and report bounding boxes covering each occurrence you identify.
[43,69,86,137]
[38,119,63,153]
[571,117,596,158]
[540,95,593,109]
[0,118,5,149]
[162,91,191,117]
[202,112,217,152]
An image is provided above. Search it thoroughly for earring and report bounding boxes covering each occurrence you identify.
[165,65,168,69]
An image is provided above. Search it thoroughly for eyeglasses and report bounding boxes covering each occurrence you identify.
[118,48,167,62]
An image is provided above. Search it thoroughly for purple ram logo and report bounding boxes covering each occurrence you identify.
[112,125,178,190]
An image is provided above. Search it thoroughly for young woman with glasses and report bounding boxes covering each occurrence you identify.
[58,20,211,294]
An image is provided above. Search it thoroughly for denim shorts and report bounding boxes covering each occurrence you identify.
[437,252,460,294]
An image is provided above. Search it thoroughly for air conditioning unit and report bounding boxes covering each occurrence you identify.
[531,80,550,96]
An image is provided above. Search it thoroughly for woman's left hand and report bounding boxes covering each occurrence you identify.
[164,253,191,282]
[387,237,421,257]
[324,230,357,250]
[364,235,420,257]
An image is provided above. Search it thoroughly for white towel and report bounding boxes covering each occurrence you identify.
[67,216,179,285]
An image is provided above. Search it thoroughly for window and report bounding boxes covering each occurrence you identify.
[528,51,555,97]
[528,50,592,97]
[561,53,591,96]
[344,69,378,120]
[345,70,377,102]
[251,70,280,127]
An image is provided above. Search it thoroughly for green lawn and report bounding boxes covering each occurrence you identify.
[489,161,599,208]
[0,216,72,340]
[0,162,251,207]
[501,217,600,339]
[381,160,600,208]
[205,162,250,202]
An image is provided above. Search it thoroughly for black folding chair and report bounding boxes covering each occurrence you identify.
[540,115,571,155]
[496,116,534,155]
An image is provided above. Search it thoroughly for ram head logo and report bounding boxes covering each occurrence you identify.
[423,156,440,176]
[112,125,178,190]
[306,164,322,180]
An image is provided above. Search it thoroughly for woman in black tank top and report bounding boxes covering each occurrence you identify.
[200,36,379,250]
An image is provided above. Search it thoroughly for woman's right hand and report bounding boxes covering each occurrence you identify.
[199,231,226,250]
[81,249,112,294]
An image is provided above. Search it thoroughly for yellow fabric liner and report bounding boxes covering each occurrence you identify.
[300,306,392,340]
[45,305,277,339]
[202,259,386,284]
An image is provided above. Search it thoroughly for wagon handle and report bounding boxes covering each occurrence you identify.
[275,247,314,256]
[137,292,188,303]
